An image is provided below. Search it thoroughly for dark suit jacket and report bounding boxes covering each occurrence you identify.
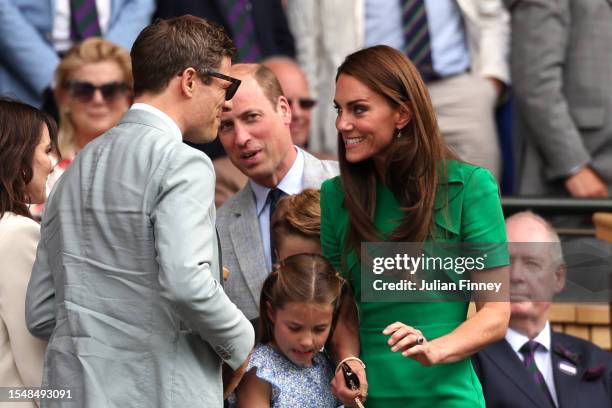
[155,0,295,59]
[472,330,612,407]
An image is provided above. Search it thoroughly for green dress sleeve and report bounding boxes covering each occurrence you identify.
[320,177,343,271]
[461,167,509,268]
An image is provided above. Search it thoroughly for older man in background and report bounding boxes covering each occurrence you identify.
[473,211,612,407]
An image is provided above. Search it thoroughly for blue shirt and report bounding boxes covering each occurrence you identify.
[364,0,471,77]
[250,147,305,271]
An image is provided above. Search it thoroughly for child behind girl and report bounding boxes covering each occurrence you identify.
[233,253,346,407]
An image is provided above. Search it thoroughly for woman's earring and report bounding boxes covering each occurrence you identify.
[395,128,403,139]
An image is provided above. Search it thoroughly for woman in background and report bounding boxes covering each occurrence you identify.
[0,98,58,407]
[31,38,132,217]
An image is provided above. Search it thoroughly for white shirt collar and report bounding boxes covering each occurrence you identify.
[250,147,305,216]
[130,103,182,142]
[506,321,552,353]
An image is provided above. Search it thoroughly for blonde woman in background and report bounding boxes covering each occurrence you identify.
[31,38,132,217]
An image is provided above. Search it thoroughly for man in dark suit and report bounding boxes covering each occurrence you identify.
[472,211,612,407]
[155,0,294,62]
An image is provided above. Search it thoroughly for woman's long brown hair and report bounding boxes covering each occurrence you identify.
[336,45,456,255]
[0,98,58,220]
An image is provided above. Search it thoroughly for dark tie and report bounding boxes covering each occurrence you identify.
[401,0,435,81]
[223,0,262,62]
[70,0,102,41]
[519,341,556,407]
[268,188,286,266]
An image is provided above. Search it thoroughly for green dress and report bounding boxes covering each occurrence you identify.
[320,160,508,407]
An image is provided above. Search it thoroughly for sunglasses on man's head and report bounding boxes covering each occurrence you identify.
[206,70,241,101]
[287,97,316,110]
[65,81,129,103]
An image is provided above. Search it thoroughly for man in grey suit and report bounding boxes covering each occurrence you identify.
[509,0,612,197]
[26,16,254,407]
[216,63,339,321]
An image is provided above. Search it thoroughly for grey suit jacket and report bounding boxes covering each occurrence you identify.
[216,150,339,320]
[25,109,254,407]
[509,0,612,195]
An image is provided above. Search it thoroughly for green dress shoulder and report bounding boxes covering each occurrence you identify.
[320,160,508,407]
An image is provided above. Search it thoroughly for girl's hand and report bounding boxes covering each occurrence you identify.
[383,321,443,366]
[331,359,368,406]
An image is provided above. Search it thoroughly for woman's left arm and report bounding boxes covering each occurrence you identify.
[386,166,511,365]
[385,265,509,365]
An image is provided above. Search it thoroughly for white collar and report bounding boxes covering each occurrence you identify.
[506,321,552,353]
[130,103,182,142]
[250,147,304,216]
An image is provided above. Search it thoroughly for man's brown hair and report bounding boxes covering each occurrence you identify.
[131,15,236,96]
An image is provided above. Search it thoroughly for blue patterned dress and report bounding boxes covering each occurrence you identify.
[231,343,340,407]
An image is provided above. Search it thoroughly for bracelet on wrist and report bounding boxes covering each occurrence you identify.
[335,356,366,373]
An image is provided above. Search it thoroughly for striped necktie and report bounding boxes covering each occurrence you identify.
[224,0,262,62]
[520,341,556,407]
[268,188,287,267]
[70,0,102,41]
[401,0,435,81]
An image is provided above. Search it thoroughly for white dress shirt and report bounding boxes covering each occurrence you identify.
[506,322,559,407]
[249,147,305,271]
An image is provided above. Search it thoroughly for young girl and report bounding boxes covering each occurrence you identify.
[234,253,346,407]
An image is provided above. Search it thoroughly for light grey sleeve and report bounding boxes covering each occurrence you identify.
[152,147,254,370]
[25,224,56,341]
[510,0,590,179]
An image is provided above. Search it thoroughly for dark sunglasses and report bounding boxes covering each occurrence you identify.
[65,80,129,102]
[287,97,316,110]
[206,70,241,101]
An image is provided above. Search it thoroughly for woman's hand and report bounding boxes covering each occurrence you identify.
[383,321,443,366]
[331,359,368,406]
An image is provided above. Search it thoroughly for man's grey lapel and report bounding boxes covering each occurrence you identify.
[302,149,337,188]
[227,186,268,303]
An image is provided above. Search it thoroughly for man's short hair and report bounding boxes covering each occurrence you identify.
[234,64,285,110]
[507,211,565,268]
[131,15,236,96]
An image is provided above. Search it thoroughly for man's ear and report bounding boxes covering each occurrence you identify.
[277,96,292,126]
[553,263,567,295]
[179,67,198,97]
[395,104,413,129]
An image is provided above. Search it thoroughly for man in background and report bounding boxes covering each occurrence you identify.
[473,211,612,407]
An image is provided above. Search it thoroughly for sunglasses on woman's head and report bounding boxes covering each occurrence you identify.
[287,97,316,110]
[65,80,129,102]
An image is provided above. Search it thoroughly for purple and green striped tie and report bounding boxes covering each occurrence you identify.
[70,0,102,41]
[224,0,262,62]
[401,0,435,81]
[519,341,556,407]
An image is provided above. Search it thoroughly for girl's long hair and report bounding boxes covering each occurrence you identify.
[259,253,348,346]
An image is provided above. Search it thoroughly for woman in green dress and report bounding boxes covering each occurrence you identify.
[322,45,510,407]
